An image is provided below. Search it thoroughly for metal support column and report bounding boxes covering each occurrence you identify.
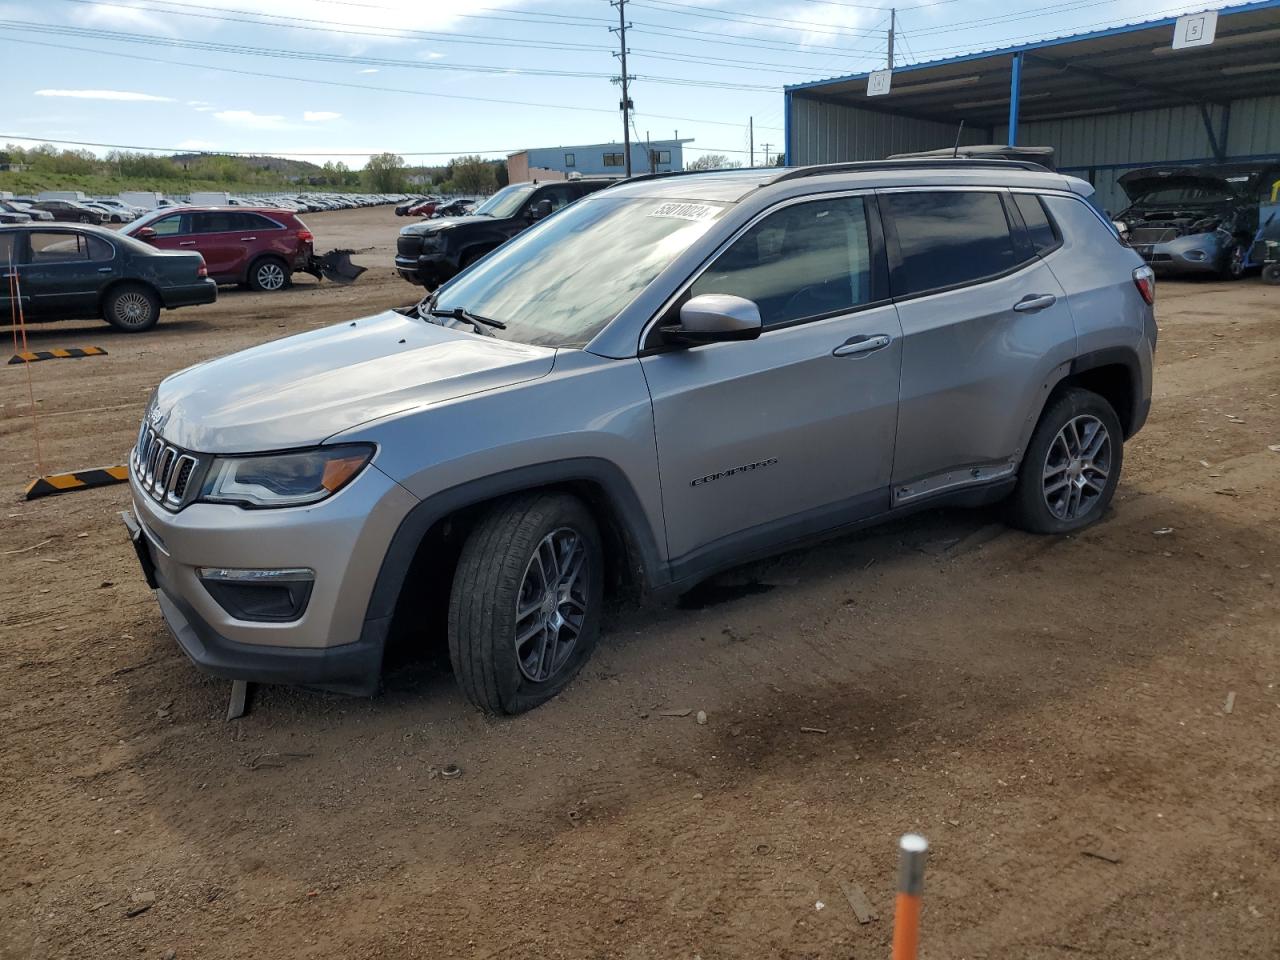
[1008,52,1023,146]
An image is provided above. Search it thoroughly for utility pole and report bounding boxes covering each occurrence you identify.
[762,142,772,166]
[887,7,896,69]
[610,0,634,177]
[749,116,754,167]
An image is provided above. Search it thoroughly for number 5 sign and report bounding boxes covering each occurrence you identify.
[867,69,893,97]
[1172,10,1217,49]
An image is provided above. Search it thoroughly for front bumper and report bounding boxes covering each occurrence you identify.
[125,460,419,693]
[1130,233,1225,276]
[393,252,455,288]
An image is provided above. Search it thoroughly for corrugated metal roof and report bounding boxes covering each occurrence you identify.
[785,0,1280,127]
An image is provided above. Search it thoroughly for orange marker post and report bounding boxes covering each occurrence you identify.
[892,834,929,960]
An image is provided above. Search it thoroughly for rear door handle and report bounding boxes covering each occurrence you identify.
[97,267,113,273]
[832,334,892,357]
[239,236,256,241]
[179,241,197,246]
[1013,294,1057,312]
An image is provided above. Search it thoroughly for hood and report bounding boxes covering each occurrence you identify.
[400,216,485,236]
[150,310,556,453]
[1117,165,1260,203]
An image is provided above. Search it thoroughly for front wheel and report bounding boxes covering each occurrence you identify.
[1006,387,1123,535]
[1262,263,1280,286]
[1219,243,1246,280]
[448,493,604,715]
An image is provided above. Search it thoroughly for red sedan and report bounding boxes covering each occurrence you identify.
[122,207,314,291]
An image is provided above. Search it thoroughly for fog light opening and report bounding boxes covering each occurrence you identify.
[198,567,315,622]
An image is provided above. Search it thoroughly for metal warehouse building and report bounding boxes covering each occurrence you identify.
[784,0,1280,213]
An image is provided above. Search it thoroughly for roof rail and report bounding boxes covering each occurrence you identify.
[769,158,1048,184]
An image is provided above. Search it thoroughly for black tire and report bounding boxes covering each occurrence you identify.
[1262,263,1280,286]
[103,283,160,332]
[1006,387,1124,535]
[247,256,291,292]
[448,493,604,715]
[1219,242,1246,281]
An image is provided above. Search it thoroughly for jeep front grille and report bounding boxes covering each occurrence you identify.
[131,424,204,510]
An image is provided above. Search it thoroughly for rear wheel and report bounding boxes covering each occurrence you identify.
[448,493,604,715]
[1262,263,1280,286]
[1006,387,1123,535]
[103,283,160,332]
[248,256,290,292]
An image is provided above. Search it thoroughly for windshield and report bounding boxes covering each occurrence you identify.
[1131,184,1233,206]
[472,183,537,219]
[434,195,729,348]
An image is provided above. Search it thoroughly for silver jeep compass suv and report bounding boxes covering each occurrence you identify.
[124,160,1157,714]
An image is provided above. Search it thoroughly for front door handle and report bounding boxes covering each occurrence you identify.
[832,334,892,357]
[179,241,197,246]
[239,236,257,241]
[1013,293,1057,312]
[97,266,113,273]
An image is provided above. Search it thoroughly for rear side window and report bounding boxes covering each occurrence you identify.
[691,195,874,329]
[87,236,114,261]
[192,212,238,233]
[236,213,282,230]
[885,191,1018,296]
[0,232,14,265]
[1012,193,1060,255]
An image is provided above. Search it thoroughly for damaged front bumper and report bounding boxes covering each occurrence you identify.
[1128,231,1227,275]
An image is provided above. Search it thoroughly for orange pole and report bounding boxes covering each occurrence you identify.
[891,834,928,960]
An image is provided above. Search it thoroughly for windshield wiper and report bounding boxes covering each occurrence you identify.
[428,306,507,333]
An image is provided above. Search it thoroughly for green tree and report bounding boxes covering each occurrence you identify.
[364,152,406,192]
[686,154,740,171]
[450,155,497,194]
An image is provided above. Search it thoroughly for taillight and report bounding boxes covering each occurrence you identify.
[1133,265,1155,305]
[197,262,208,278]
[297,229,314,243]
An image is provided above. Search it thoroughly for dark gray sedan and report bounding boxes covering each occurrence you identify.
[1,223,216,331]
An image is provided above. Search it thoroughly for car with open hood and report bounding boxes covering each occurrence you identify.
[1113,163,1280,279]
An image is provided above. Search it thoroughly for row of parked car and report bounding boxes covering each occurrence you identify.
[394,196,478,218]
[0,192,410,226]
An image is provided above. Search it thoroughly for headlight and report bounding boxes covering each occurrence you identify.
[198,444,374,508]
[418,233,443,251]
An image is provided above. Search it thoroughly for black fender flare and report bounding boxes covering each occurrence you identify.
[358,457,666,652]
[1068,345,1147,438]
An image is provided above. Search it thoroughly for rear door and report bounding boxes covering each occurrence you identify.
[188,211,244,279]
[881,187,1077,506]
[640,193,902,572]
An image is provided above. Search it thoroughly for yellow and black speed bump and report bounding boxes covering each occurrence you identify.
[25,465,129,501]
[8,347,108,365]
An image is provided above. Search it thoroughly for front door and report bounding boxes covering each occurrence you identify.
[640,193,902,574]
[20,230,109,318]
[880,188,1078,504]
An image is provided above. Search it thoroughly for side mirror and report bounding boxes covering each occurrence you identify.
[530,199,554,221]
[662,294,762,346]
[135,226,157,241]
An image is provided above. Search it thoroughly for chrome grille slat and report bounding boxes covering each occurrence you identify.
[131,422,204,511]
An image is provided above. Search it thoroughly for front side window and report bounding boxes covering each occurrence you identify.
[535,185,577,214]
[603,153,625,168]
[0,232,15,264]
[149,215,184,237]
[435,195,728,348]
[886,191,1018,296]
[29,232,90,263]
[690,195,873,328]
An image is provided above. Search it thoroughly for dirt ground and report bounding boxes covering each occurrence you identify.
[2,205,1278,960]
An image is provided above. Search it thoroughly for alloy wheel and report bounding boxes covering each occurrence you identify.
[257,262,286,291]
[114,292,153,328]
[514,527,590,683]
[1042,414,1112,521]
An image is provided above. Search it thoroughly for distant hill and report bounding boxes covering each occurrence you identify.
[170,153,326,178]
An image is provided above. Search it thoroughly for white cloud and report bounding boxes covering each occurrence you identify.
[72,0,178,35]
[213,109,290,130]
[303,111,342,122]
[35,89,175,102]
[358,68,379,74]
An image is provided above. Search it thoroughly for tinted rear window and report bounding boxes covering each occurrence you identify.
[1013,193,1059,254]
[886,191,1017,296]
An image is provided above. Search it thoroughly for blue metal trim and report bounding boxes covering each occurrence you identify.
[1008,53,1023,147]
[783,0,1280,92]
[784,90,793,166]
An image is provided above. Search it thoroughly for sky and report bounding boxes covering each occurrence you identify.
[0,0,1256,167]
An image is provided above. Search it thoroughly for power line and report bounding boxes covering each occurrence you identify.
[0,134,515,157]
[1,33,775,130]
[631,0,891,38]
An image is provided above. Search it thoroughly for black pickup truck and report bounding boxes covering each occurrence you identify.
[395,178,613,288]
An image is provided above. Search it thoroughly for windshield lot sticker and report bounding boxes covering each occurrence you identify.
[649,202,718,222]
